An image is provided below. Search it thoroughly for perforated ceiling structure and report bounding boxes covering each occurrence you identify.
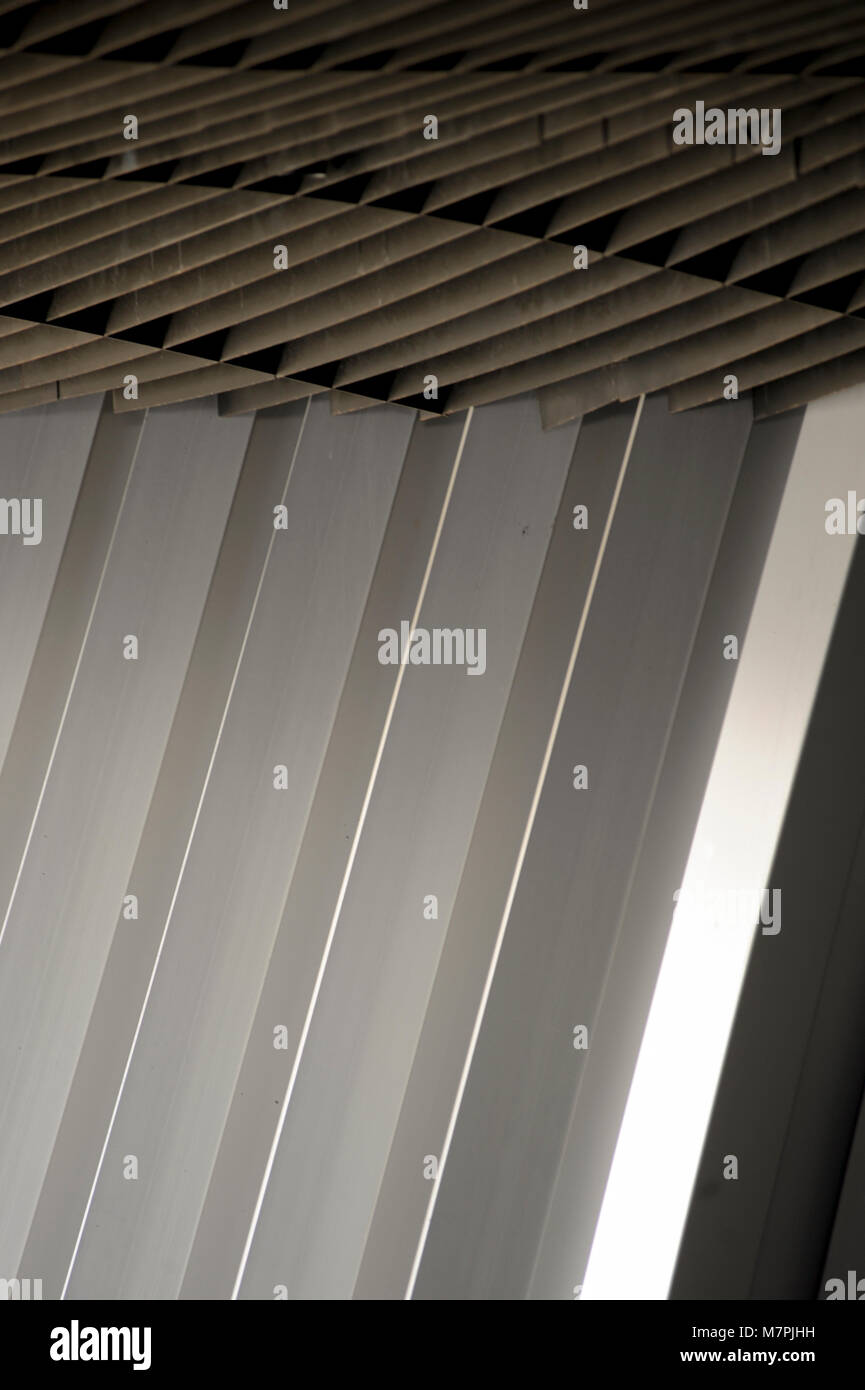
[0,0,863,420]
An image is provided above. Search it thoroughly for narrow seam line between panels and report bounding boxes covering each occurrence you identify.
[230,405,475,1301]
[0,411,145,956]
[403,393,647,1301]
[59,396,312,1301]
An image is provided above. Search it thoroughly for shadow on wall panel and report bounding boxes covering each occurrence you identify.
[672,528,865,1301]
[0,400,137,933]
[410,392,792,1301]
[528,403,803,1301]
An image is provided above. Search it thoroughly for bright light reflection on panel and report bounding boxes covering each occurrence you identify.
[581,387,865,1300]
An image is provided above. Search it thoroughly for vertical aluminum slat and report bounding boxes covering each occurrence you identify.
[410,392,752,1299]
[0,405,140,944]
[586,385,865,1299]
[182,410,470,1299]
[530,407,801,1300]
[0,396,101,773]
[669,397,865,1301]
[62,396,413,1299]
[353,402,634,1300]
[0,398,251,1280]
[19,403,307,1297]
[234,395,579,1300]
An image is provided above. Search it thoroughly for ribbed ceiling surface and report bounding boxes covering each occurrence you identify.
[1,0,865,420]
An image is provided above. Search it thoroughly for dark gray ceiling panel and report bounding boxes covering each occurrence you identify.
[0,0,858,419]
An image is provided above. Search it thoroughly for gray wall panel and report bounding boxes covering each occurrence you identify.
[411,392,752,1299]
[529,407,802,1300]
[234,395,579,1300]
[0,395,102,773]
[0,397,250,1279]
[590,387,865,1299]
[0,405,142,944]
[0,379,826,1301]
[63,396,413,1299]
[182,409,469,1300]
[20,403,306,1298]
[354,402,632,1300]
